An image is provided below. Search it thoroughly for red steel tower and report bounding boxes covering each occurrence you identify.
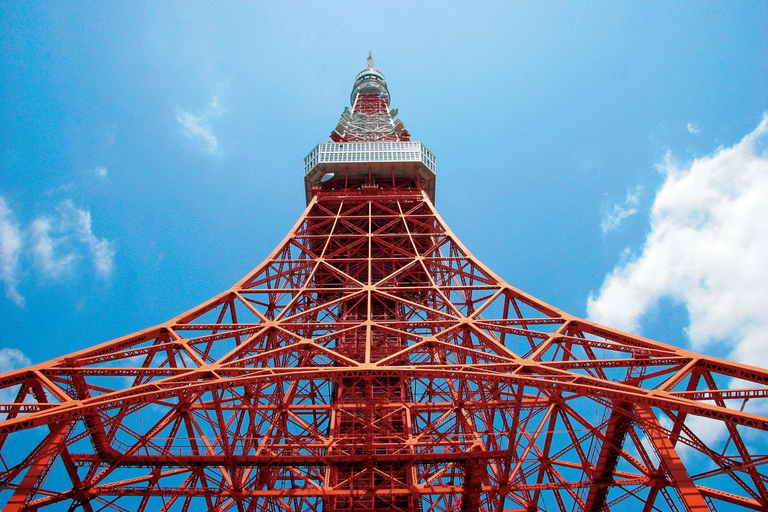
[1,55,768,512]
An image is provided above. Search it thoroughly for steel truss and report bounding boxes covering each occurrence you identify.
[1,189,767,511]
[1,58,767,511]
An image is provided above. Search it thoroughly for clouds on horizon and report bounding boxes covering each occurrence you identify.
[588,114,768,368]
[176,96,223,154]
[0,197,116,307]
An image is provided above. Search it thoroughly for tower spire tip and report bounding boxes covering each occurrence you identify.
[367,51,374,70]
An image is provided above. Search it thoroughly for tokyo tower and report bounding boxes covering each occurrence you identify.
[2,54,768,512]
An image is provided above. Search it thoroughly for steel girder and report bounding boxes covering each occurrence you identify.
[1,190,767,511]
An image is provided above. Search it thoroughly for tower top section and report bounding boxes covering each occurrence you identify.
[350,52,390,108]
[330,54,411,142]
[303,55,436,204]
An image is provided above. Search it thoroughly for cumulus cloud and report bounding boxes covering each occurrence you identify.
[30,215,77,279]
[0,197,24,306]
[588,114,768,367]
[69,203,115,279]
[31,201,115,280]
[687,122,700,136]
[176,96,223,154]
[0,347,31,416]
[0,347,30,374]
[600,186,642,234]
[0,198,116,306]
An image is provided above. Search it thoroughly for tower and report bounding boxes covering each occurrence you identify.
[1,56,767,511]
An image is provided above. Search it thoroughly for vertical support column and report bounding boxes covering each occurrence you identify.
[323,196,416,511]
[5,422,69,511]
[635,405,709,512]
[460,452,484,512]
[584,401,633,511]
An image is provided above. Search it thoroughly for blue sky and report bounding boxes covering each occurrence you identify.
[1,2,767,370]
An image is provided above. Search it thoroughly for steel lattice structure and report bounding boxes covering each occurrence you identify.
[1,55,768,512]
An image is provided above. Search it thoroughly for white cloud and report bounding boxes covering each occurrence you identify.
[0,197,24,307]
[67,202,115,279]
[0,347,30,373]
[30,215,78,279]
[176,96,223,154]
[95,166,108,178]
[588,114,768,367]
[600,186,642,234]
[687,122,700,136]
[0,348,31,418]
[30,201,115,280]
[1,199,116,306]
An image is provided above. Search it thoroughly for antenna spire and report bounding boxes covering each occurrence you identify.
[366,51,374,70]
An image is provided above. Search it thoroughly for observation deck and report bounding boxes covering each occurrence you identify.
[303,140,437,204]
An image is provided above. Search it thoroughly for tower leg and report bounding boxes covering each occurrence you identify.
[5,422,69,511]
[635,405,709,512]
[584,401,633,511]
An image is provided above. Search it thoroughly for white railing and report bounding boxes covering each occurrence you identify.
[304,141,436,176]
